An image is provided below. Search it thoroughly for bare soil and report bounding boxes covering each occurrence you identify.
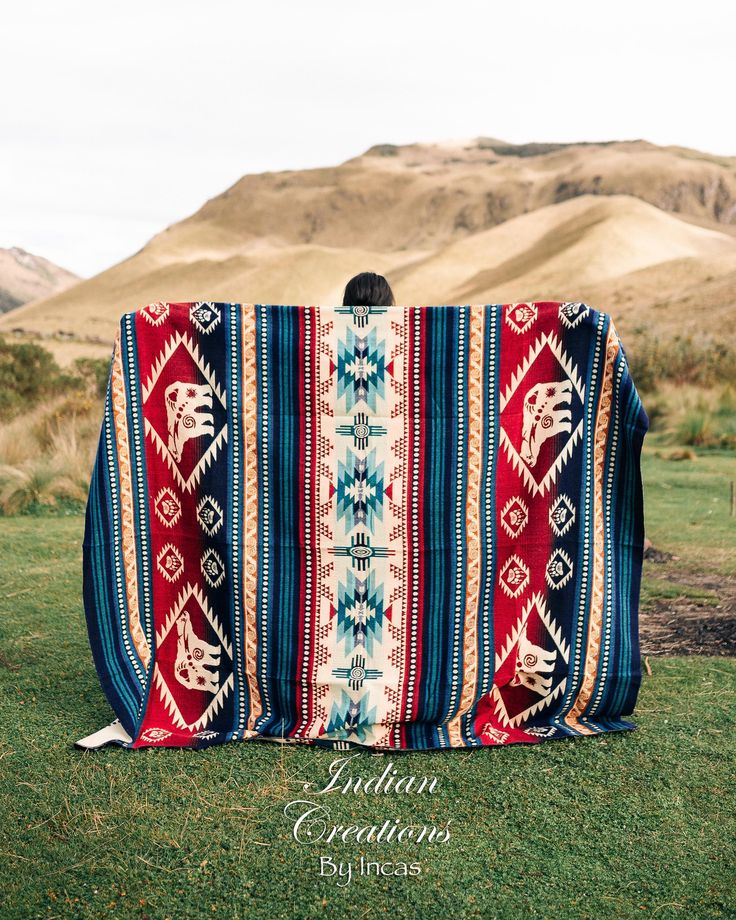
[639,546,736,657]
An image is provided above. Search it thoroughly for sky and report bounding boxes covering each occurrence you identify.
[2,0,733,277]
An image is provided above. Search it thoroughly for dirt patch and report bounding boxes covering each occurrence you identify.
[639,555,736,657]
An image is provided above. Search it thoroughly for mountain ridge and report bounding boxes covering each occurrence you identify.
[3,137,735,362]
[0,246,79,315]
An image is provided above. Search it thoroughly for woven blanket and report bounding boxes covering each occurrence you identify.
[78,300,648,751]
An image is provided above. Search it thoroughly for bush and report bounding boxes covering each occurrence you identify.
[659,386,736,449]
[72,356,110,399]
[628,332,736,393]
[0,336,108,421]
[0,338,70,418]
[677,409,713,447]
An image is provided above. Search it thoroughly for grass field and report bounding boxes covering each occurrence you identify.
[640,440,736,577]
[0,444,734,919]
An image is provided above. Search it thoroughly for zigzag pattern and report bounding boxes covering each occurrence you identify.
[494,592,570,671]
[492,677,567,729]
[499,420,583,497]
[500,330,586,411]
[155,581,232,658]
[154,666,235,732]
[144,418,228,494]
[141,330,227,407]
[241,305,263,731]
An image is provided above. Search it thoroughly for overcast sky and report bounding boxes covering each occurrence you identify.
[2,0,733,277]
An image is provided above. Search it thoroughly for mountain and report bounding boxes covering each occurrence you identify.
[392,193,736,336]
[2,137,735,362]
[0,246,79,314]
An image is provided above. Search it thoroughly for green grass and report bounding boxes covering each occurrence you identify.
[1,452,735,918]
[640,438,736,577]
[639,580,720,608]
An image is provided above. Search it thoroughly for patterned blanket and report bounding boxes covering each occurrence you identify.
[78,300,648,751]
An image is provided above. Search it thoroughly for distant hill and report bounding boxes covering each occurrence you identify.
[0,246,79,314]
[2,137,735,363]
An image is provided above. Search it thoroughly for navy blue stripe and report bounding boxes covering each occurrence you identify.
[93,444,140,717]
[409,306,464,741]
[606,357,647,717]
[255,305,303,736]
[81,410,140,735]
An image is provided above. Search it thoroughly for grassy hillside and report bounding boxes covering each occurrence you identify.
[2,137,735,365]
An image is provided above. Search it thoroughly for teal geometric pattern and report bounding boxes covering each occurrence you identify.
[334,568,388,656]
[325,690,377,743]
[336,327,387,412]
[336,446,385,533]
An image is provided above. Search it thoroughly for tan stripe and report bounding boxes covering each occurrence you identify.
[242,304,264,730]
[446,304,485,744]
[564,323,620,732]
[110,327,150,669]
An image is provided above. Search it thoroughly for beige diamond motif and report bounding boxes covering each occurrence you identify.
[157,543,184,583]
[505,303,537,335]
[498,554,529,599]
[140,302,170,326]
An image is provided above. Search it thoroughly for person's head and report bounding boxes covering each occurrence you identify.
[342,271,395,307]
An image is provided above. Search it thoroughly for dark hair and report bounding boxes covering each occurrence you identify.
[342,272,395,307]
